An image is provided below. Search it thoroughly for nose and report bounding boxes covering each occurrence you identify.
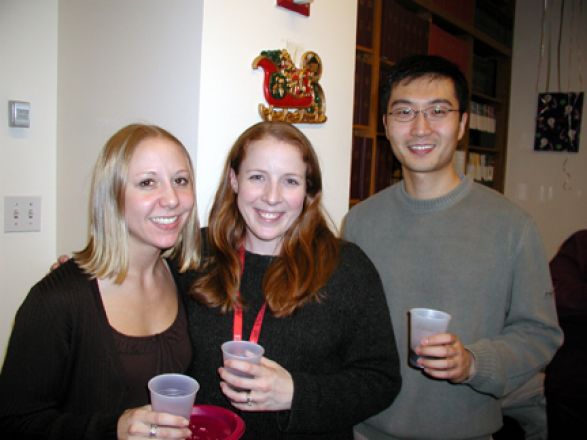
[410,111,433,137]
[160,184,179,208]
[262,181,281,205]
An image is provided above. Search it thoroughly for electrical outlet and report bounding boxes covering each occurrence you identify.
[4,196,41,232]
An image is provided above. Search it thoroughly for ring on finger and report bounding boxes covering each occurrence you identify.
[245,390,253,407]
[149,423,158,438]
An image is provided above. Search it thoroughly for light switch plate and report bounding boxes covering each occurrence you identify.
[9,101,31,128]
[4,196,41,232]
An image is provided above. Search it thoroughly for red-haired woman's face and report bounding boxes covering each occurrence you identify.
[230,137,306,256]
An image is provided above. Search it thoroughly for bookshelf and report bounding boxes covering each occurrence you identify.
[351,0,515,205]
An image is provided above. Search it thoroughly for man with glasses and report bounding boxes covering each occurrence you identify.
[343,55,561,440]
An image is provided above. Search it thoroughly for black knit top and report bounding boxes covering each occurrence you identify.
[0,259,191,439]
[185,241,401,440]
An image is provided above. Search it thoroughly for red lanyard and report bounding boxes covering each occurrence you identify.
[233,246,267,343]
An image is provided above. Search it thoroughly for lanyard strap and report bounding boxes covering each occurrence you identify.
[233,246,267,343]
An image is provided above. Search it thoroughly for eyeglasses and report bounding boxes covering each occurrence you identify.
[387,105,459,123]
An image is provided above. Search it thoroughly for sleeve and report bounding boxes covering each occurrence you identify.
[465,219,563,398]
[284,243,402,433]
[549,230,587,317]
[0,271,119,440]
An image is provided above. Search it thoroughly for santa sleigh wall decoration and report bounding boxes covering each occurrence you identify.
[252,49,327,124]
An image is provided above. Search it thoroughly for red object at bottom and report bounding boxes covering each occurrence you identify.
[276,0,310,16]
[189,405,245,440]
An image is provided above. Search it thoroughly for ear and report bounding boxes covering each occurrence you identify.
[229,168,238,193]
[457,112,468,141]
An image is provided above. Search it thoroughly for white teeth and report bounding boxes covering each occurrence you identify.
[409,144,433,151]
[258,211,280,220]
[151,216,178,225]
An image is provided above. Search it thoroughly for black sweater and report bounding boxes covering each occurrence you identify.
[0,259,191,440]
[185,241,401,440]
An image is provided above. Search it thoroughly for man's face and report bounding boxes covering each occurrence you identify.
[383,76,467,181]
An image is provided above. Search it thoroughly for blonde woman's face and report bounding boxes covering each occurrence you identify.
[124,137,194,255]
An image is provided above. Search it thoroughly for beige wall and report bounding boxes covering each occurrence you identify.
[0,0,58,362]
[505,0,587,258]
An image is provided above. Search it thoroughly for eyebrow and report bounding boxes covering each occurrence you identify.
[389,98,454,108]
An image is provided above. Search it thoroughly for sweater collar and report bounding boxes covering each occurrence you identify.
[398,175,472,213]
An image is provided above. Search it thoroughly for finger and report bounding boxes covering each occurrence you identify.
[151,412,190,428]
[231,391,261,412]
[143,423,192,439]
[219,380,256,403]
[422,333,455,346]
[223,359,259,376]
[417,345,452,359]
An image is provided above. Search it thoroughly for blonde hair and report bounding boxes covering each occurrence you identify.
[74,124,200,282]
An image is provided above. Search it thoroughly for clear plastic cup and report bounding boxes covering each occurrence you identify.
[148,373,199,419]
[221,340,264,379]
[409,308,452,368]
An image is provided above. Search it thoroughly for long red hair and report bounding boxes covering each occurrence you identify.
[190,121,340,317]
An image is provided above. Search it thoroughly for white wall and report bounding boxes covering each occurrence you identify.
[0,0,357,361]
[195,1,357,226]
[505,0,587,258]
[57,0,204,254]
[0,1,58,361]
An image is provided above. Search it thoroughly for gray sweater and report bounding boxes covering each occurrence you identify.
[344,177,562,440]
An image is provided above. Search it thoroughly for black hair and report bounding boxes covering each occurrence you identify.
[381,55,469,116]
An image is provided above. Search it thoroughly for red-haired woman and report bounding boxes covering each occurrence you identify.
[184,121,401,440]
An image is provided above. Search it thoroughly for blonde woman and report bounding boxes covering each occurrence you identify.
[0,124,200,439]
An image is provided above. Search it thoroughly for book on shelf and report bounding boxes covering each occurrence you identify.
[473,55,497,97]
[466,152,495,184]
[374,138,399,192]
[469,101,496,149]
[380,0,428,63]
[434,0,475,25]
[356,0,374,48]
[350,136,373,200]
[353,53,372,126]
[428,23,470,77]
[475,1,513,47]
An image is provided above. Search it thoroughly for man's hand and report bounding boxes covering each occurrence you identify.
[49,255,70,272]
[414,333,475,383]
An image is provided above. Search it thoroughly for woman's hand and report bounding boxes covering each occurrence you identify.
[219,357,294,412]
[117,405,191,439]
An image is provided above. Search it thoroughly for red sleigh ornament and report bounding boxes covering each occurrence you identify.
[252,49,326,124]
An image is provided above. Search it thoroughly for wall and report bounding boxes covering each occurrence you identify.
[0,1,58,361]
[0,0,357,361]
[57,0,204,254]
[505,0,587,258]
[195,1,357,227]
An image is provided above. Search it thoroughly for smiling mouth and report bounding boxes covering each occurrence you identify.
[150,216,179,225]
[408,144,434,152]
[256,210,282,220]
